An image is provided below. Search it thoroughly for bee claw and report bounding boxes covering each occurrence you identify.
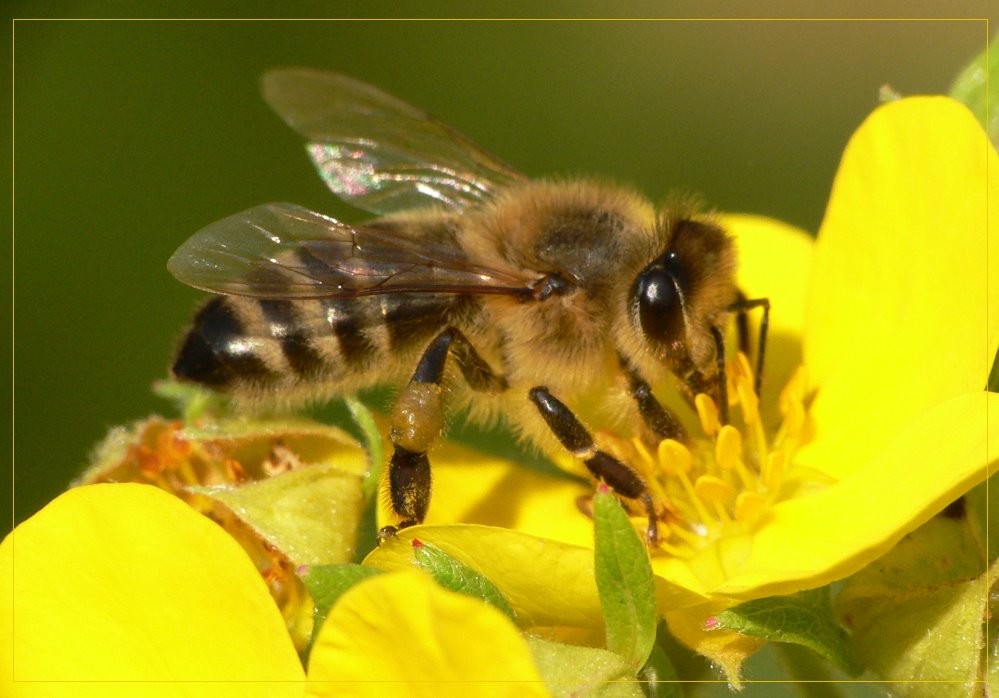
[376,525,400,545]
[646,520,660,547]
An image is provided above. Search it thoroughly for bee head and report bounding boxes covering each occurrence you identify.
[628,217,738,381]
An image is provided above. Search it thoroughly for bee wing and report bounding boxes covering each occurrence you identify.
[168,202,537,300]
[262,67,526,215]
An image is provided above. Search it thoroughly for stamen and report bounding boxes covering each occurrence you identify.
[694,474,734,503]
[668,520,707,546]
[694,475,734,523]
[695,394,721,437]
[734,491,767,522]
[716,425,757,491]
[657,439,693,475]
[610,357,821,565]
[762,450,785,491]
[715,426,742,470]
[677,469,716,527]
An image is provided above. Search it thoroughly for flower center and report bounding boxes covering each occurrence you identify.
[621,354,817,559]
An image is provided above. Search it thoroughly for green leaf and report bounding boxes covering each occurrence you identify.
[412,539,517,622]
[526,636,644,698]
[964,471,999,563]
[345,396,384,501]
[987,562,999,697]
[714,586,856,676]
[836,515,989,697]
[193,461,364,566]
[300,563,383,638]
[593,488,657,672]
[949,33,999,145]
[636,641,682,698]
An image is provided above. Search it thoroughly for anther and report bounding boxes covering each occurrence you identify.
[715,426,743,471]
[657,439,693,475]
[694,394,721,437]
[734,491,767,522]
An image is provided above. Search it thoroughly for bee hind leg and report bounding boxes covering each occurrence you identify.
[528,386,659,545]
[378,327,506,543]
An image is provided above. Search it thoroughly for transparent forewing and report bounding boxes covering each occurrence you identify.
[168,203,536,300]
[261,67,526,215]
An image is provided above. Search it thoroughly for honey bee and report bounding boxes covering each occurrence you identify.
[169,68,768,543]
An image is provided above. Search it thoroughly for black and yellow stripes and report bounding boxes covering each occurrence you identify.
[171,293,463,395]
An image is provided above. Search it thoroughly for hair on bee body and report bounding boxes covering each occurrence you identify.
[169,67,768,544]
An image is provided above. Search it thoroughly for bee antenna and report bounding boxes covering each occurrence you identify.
[709,326,729,426]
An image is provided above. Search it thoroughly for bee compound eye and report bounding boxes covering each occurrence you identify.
[633,264,685,346]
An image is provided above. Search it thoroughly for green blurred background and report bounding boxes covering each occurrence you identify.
[8,14,986,530]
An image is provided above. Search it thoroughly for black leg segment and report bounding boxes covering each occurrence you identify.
[380,327,506,542]
[710,326,730,427]
[619,357,686,442]
[729,293,770,398]
[529,386,660,544]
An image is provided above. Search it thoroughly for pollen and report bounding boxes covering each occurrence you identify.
[630,354,814,559]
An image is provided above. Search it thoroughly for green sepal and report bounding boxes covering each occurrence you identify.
[949,33,999,145]
[527,636,644,698]
[836,515,991,697]
[191,461,364,566]
[153,378,230,421]
[593,489,657,672]
[299,563,383,640]
[965,471,999,563]
[987,564,999,698]
[714,586,857,676]
[411,539,517,622]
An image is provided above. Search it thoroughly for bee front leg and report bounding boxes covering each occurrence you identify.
[378,327,506,543]
[729,291,770,397]
[528,386,659,545]
[619,358,686,443]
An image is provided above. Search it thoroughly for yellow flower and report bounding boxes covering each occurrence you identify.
[387,96,998,631]
[1,484,548,697]
[677,95,999,601]
[5,95,995,693]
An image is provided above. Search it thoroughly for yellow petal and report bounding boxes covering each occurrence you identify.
[1,484,304,696]
[713,391,999,598]
[305,570,547,697]
[804,96,998,479]
[723,214,814,423]
[365,524,707,630]
[382,440,594,548]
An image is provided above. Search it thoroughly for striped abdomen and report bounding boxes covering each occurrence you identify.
[172,292,463,399]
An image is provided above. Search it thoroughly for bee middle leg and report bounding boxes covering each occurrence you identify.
[528,386,660,545]
[379,327,506,542]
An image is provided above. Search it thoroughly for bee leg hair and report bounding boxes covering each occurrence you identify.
[528,386,660,545]
[378,327,506,543]
[729,292,770,397]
